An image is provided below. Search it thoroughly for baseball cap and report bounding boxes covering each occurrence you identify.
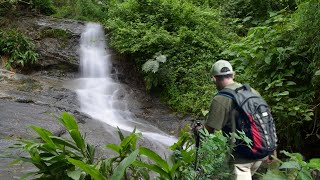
[210,60,234,76]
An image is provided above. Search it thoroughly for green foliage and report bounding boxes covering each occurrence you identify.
[219,0,297,36]
[52,0,107,22]
[67,158,104,180]
[105,0,229,114]
[293,0,320,86]
[222,0,271,19]
[2,112,95,179]
[142,53,167,89]
[5,113,319,179]
[0,0,55,15]
[103,127,149,179]
[0,29,39,70]
[40,28,71,40]
[1,113,234,179]
[222,0,296,19]
[142,53,167,74]
[192,130,230,179]
[166,127,231,180]
[101,0,319,154]
[263,151,320,180]
[31,0,55,15]
[0,0,20,16]
[223,9,318,149]
[1,113,145,179]
[135,147,180,179]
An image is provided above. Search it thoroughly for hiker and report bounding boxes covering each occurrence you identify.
[204,60,277,180]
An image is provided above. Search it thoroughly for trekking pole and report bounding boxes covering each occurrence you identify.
[193,121,202,170]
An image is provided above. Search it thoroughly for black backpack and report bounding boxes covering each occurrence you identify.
[218,84,278,159]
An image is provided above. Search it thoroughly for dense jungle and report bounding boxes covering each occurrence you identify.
[0,0,319,179]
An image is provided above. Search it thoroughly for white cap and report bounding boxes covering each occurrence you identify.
[210,60,234,76]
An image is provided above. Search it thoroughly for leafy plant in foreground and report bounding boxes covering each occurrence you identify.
[1,112,97,179]
[102,127,149,179]
[262,151,320,180]
[0,113,265,179]
[188,129,231,180]
[141,126,231,180]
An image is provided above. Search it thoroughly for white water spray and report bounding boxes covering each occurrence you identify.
[75,23,177,149]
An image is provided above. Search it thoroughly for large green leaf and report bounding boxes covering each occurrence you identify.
[67,158,103,180]
[279,161,300,169]
[308,158,320,169]
[264,54,272,64]
[298,168,312,180]
[111,149,139,180]
[67,169,82,180]
[69,130,85,150]
[60,112,79,131]
[25,143,40,152]
[139,147,170,172]
[262,170,286,180]
[133,161,170,179]
[119,134,135,148]
[169,161,181,178]
[106,144,121,153]
[116,127,125,141]
[30,126,56,148]
[277,91,289,96]
[41,154,65,162]
[50,136,80,151]
[19,171,39,180]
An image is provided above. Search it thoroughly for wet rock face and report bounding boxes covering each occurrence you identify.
[2,15,83,72]
[0,16,191,179]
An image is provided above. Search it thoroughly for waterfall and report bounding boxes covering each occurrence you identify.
[75,23,177,150]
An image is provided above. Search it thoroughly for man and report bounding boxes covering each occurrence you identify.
[205,60,269,180]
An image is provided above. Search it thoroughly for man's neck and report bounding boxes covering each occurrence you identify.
[217,79,235,90]
[225,79,235,86]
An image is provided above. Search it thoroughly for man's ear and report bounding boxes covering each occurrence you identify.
[232,73,235,79]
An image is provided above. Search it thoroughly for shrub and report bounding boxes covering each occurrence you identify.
[172,129,231,179]
[0,0,55,15]
[0,29,39,71]
[262,151,320,180]
[52,0,106,22]
[105,0,231,115]
[31,0,55,15]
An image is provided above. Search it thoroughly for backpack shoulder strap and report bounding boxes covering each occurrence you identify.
[217,88,239,138]
[217,88,236,100]
[234,84,251,93]
[243,84,251,91]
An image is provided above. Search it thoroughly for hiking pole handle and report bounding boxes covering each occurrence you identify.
[193,121,203,170]
[193,121,203,148]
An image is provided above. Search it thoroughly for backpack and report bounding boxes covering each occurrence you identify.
[218,84,278,159]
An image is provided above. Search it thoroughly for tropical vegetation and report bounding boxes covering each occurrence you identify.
[0,0,320,178]
[2,113,319,179]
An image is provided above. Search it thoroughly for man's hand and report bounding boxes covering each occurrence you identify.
[192,121,204,133]
[192,121,204,148]
[265,150,277,164]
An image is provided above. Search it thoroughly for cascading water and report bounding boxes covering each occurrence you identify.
[75,23,177,151]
